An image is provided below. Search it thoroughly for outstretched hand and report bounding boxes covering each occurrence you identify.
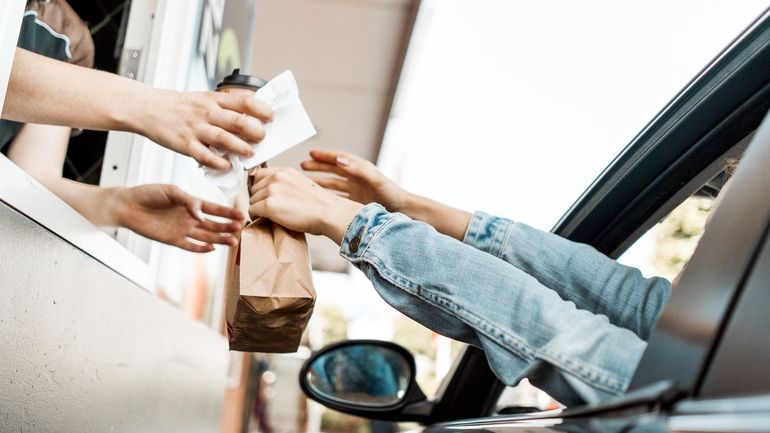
[300,149,407,211]
[112,184,244,252]
[302,149,472,241]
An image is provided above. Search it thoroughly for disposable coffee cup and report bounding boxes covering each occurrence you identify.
[216,68,267,96]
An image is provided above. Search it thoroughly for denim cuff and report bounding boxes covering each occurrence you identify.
[339,203,396,260]
[462,211,513,259]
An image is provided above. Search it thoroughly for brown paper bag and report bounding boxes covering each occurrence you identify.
[225,217,316,353]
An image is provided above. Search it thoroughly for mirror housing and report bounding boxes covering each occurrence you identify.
[299,340,430,421]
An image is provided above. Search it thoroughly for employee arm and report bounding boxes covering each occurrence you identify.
[7,123,244,252]
[2,48,273,170]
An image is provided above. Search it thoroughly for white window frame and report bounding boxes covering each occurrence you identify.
[96,0,232,325]
[0,0,153,289]
[0,0,232,328]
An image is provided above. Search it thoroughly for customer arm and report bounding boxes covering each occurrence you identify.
[248,168,647,404]
[2,48,273,170]
[302,149,671,339]
[463,212,671,339]
[7,123,244,252]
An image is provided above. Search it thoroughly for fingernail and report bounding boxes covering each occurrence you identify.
[337,156,350,167]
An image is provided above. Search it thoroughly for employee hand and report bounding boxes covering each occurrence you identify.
[135,89,274,171]
[248,167,363,244]
[111,184,244,252]
[4,49,273,171]
[300,150,408,211]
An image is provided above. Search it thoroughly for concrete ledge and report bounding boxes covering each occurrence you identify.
[0,202,229,432]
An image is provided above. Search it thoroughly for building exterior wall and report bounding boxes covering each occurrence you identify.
[0,202,229,432]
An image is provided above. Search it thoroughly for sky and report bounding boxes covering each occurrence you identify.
[379,0,769,230]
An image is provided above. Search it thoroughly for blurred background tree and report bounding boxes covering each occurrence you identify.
[652,197,713,281]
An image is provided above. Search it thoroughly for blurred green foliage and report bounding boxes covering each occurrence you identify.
[653,197,713,281]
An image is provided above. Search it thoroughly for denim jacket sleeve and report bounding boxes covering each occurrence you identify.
[339,204,647,404]
[463,212,672,340]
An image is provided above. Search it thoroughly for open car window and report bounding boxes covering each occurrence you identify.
[629,112,770,397]
[618,195,715,282]
[494,169,724,414]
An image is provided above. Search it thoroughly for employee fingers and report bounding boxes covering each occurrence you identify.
[215,93,274,123]
[162,186,204,221]
[175,238,215,253]
[200,200,245,222]
[199,125,253,158]
[210,109,266,144]
[189,142,231,171]
[188,228,236,246]
[199,219,242,233]
[309,176,349,193]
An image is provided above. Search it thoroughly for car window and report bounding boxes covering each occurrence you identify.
[493,192,717,413]
[617,195,715,281]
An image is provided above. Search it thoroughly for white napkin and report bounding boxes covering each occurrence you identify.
[204,70,317,198]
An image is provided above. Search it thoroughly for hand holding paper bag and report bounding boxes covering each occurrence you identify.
[226,215,316,353]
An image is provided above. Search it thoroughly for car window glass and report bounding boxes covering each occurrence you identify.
[618,196,715,281]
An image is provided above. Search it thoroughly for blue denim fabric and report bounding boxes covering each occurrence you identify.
[463,212,672,340]
[339,204,672,404]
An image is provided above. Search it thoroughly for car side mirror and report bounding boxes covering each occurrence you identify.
[299,340,430,421]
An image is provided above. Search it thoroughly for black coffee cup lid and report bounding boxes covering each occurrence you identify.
[216,68,267,91]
